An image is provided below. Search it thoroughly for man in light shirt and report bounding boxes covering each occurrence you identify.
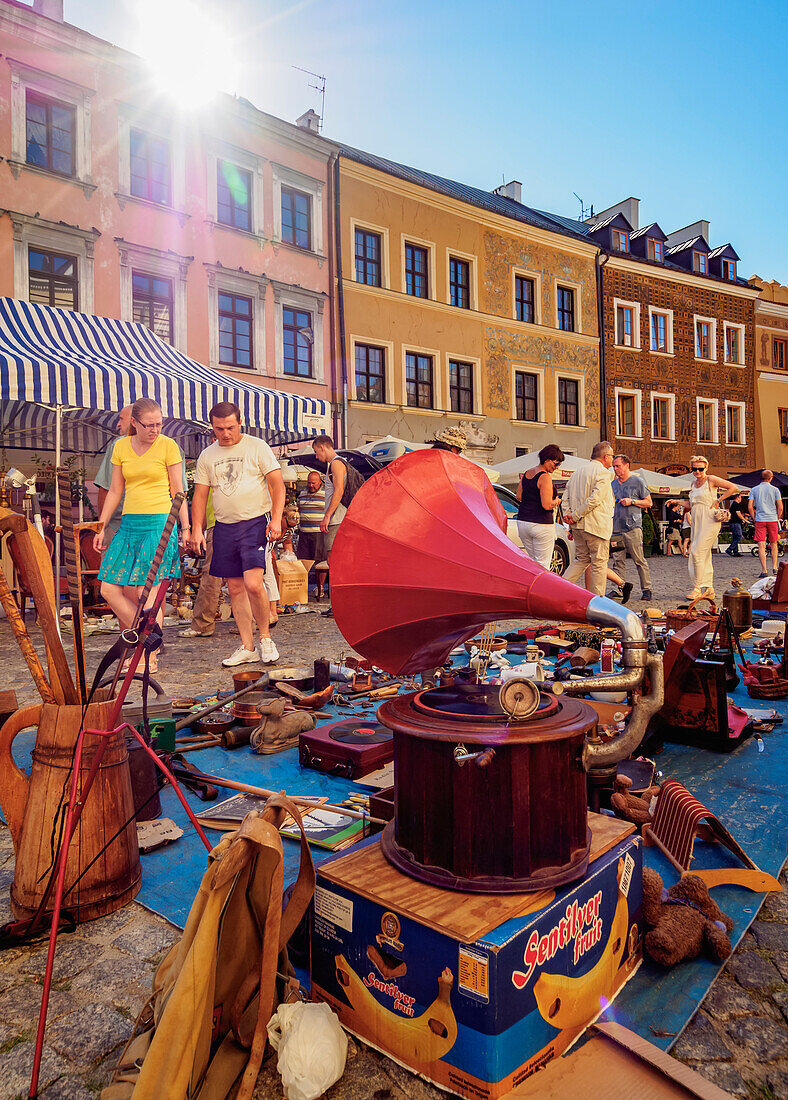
[561,441,615,596]
[749,470,784,577]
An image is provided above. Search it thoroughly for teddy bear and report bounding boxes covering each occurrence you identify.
[610,774,661,827]
[641,867,733,967]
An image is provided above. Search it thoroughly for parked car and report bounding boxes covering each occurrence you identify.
[285,448,384,480]
[493,484,573,576]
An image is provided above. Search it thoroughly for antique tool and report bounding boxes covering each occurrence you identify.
[299,719,394,779]
[56,469,95,702]
[174,676,271,731]
[0,511,78,704]
[0,569,55,703]
[722,578,752,634]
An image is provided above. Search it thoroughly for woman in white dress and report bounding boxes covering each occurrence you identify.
[669,456,738,600]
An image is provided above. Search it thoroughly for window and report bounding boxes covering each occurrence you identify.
[515,371,538,421]
[405,244,428,298]
[692,251,708,275]
[722,259,737,281]
[283,307,313,377]
[449,360,473,413]
[218,292,253,369]
[779,409,788,443]
[697,399,718,443]
[355,229,381,286]
[696,319,713,359]
[25,91,74,177]
[774,339,787,371]
[617,393,636,437]
[405,352,433,408]
[515,447,528,458]
[132,272,173,342]
[217,162,251,232]
[515,276,535,323]
[652,395,673,441]
[449,258,470,309]
[281,186,312,250]
[354,344,386,403]
[612,229,628,252]
[651,311,668,352]
[615,305,635,347]
[724,323,744,365]
[557,286,575,332]
[558,378,579,425]
[725,403,744,445]
[28,247,78,310]
[129,128,171,205]
[647,239,664,262]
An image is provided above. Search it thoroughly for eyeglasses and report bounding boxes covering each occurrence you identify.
[691,465,705,472]
[137,421,162,430]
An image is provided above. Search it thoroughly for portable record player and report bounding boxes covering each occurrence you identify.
[299,718,394,779]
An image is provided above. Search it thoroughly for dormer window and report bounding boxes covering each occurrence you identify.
[693,251,708,274]
[612,229,628,252]
[722,259,737,280]
[647,239,663,262]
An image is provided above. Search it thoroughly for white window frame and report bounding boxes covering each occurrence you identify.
[401,343,442,412]
[349,336,394,406]
[271,280,327,385]
[724,401,746,446]
[513,269,542,326]
[272,163,324,257]
[117,241,191,351]
[554,278,583,334]
[10,212,96,313]
[204,264,267,374]
[400,235,436,301]
[446,352,482,417]
[555,372,585,429]
[350,219,390,290]
[647,305,674,355]
[614,386,643,439]
[693,314,718,362]
[6,56,95,196]
[117,108,187,217]
[446,248,478,311]
[723,321,746,367]
[511,365,546,426]
[206,142,265,239]
[696,396,719,444]
[650,392,676,442]
[613,297,641,349]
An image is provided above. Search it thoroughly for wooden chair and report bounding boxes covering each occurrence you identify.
[7,534,69,619]
[79,529,104,607]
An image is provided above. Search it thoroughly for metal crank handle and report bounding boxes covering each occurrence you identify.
[453,744,496,767]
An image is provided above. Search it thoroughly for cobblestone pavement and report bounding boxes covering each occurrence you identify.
[0,552,785,1098]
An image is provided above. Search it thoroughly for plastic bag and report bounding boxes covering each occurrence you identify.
[267,1001,348,1100]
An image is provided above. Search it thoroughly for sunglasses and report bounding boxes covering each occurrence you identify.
[691,466,705,471]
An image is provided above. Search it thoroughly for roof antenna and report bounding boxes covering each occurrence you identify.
[573,192,592,221]
[292,66,326,129]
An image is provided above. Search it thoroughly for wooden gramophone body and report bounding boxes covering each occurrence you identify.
[328,450,642,892]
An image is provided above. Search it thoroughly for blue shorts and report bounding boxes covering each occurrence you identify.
[210,516,269,577]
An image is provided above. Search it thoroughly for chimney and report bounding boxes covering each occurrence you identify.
[665,220,710,248]
[296,108,320,134]
[493,180,522,204]
[32,0,64,20]
[585,197,639,231]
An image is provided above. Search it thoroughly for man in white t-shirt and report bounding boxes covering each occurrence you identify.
[189,402,285,667]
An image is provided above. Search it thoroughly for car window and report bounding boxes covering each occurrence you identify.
[494,487,519,515]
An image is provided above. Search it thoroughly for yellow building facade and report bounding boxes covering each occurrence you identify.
[750,277,788,470]
[336,152,601,463]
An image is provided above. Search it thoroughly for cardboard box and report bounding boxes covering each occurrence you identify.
[274,558,308,605]
[312,832,643,1099]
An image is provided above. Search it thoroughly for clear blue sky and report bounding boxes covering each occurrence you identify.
[69,0,787,282]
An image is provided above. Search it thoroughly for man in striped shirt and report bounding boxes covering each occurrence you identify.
[297,471,326,563]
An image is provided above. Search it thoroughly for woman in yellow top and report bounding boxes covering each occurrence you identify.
[94,398,189,665]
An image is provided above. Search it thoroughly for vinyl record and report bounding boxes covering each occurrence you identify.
[330,720,392,745]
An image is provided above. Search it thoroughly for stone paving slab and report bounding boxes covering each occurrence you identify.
[0,555,785,1098]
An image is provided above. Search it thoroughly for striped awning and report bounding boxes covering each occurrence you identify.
[0,298,331,454]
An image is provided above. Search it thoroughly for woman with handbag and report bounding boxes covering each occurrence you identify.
[668,456,738,600]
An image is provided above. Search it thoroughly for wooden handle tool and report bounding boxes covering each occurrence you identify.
[0,570,55,703]
[57,470,87,703]
[0,513,78,704]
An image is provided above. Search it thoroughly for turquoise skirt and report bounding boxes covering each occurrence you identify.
[98,512,181,586]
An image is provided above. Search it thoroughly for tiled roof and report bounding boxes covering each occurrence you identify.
[586,212,632,232]
[708,243,741,261]
[339,144,592,243]
[665,235,706,256]
[630,222,667,240]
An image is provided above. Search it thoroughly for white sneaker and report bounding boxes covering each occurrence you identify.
[258,637,279,664]
[222,645,260,668]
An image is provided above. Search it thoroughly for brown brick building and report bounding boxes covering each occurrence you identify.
[545,200,760,475]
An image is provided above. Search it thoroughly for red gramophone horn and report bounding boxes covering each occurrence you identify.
[330,450,593,674]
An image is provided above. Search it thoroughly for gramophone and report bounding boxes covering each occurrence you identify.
[330,450,663,893]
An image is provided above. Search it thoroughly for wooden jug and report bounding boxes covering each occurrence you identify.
[0,694,141,922]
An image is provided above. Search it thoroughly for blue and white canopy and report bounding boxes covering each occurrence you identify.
[0,298,331,456]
